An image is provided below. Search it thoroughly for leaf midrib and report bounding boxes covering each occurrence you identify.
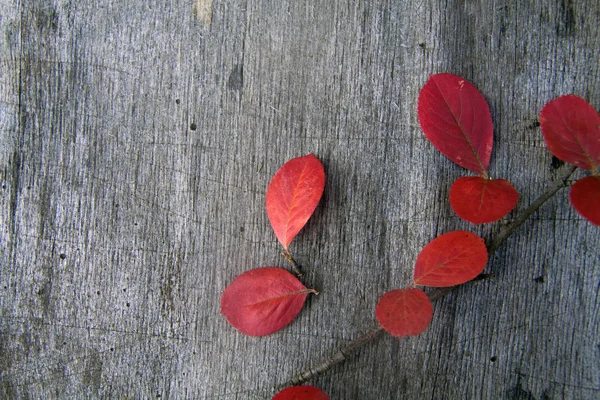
[434,77,487,176]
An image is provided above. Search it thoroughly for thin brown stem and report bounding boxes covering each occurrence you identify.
[277,326,384,390]
[277,164,577,390]
[487,164,576,253]
[282,250,303,277]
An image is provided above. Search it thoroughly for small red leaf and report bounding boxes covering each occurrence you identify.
[266,154,326,249]
[450,177,519,224]
[221,267,314,336]
[413,231,488,287]
[375,288,433,337]
[418,73,493,175]
[539,95,600,171]
[272,386,329,400]
[569,176,600,226]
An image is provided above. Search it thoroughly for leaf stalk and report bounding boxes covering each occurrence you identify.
[282,250,303,277]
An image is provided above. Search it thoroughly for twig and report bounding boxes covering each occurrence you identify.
[282,250,303,277]
[487,164,576,253]
[277,326,384,390]
[277,164,577,389]
[278,274,490,390]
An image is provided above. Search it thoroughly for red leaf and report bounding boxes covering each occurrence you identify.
[417,73,493,175]
[272,386,329,400]
[266,154,326,249]
[413,231,488,287]
[450,177,519,224]
[569,176,600,226]
[220,267,315,336]
[539,95,600,171]
[375,288,433,337]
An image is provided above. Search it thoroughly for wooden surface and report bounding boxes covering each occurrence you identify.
[1,1,599,398]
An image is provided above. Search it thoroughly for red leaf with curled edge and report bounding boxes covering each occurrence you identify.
[539,95,600,171]
[569,176,600,226]
[272,386,329,400]
[220,267,316,336]
[418,73,493,175]
[450,176,519,224]
[413,231,488,287]
[266,154,326,250]
[375,288,433,337]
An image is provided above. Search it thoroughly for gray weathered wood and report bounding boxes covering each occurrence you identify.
[1,1,599,398]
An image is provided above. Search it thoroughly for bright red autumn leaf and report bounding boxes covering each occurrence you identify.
[375,288,433,337]
[450,176,519,224]
[418,73,493,175]
[413,231,488,287]
[539,95,600,171]
[266,154,326,249]
[221,267,316,336]
[569,176,600,226]
[272,385,329,400]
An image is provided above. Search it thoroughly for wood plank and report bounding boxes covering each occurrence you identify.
[1,0,599,398]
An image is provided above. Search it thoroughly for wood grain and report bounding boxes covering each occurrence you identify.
[1,1,599,399]
[193,0,213,25]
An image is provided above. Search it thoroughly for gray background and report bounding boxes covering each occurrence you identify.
[1,0,599,398]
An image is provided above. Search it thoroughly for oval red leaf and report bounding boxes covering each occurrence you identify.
[417,73,493,175]
[569,176,600,226]
[221,267,314,336]
[272,386,329,400]
[450,176,519,224]
[539,95,600,171]
[266,154,326,249]
[413,231,488,287]
[375,288,433,337]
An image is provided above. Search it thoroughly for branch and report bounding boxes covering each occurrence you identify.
[277,326,384,390]
[487,165,576,253]
[277,164,577,389]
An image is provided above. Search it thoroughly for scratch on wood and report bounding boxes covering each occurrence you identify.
[193,0,213,25]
